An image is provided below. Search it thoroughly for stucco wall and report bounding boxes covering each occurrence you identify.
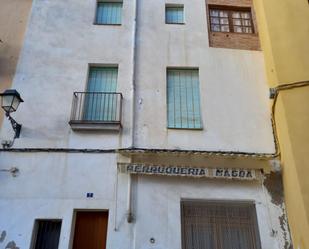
[0,152,289,249]
[134,0,274,153]
[0,0,274,154]
[0,0,136,149]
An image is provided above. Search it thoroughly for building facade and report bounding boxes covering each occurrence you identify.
[0,0,292,249]
[253,0,309,248]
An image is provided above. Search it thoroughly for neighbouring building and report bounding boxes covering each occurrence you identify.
[253,0,309,248]
[0,0,32,123]
[0,1,293,249]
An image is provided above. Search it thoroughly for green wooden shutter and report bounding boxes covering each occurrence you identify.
[96,2,122,25]
[84,67,118,121]
[167,69,202,129]
[166,6,184,24]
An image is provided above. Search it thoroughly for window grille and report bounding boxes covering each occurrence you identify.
[32,220,62,249]
[96,2,122,25]
[166,5,184,24]
[181,201,262,249]
[167,69,202,129]
[209,7,254,33]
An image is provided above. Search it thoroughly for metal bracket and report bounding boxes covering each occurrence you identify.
[6,112,22,139]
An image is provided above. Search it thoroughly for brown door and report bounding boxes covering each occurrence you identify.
[72,211,109,249]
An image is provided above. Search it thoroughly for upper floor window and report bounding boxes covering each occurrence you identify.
[165,4,185,24]
[167,69,202,129]
[206,2,260,51]
[209,7,254,34]
[95,1,123,25]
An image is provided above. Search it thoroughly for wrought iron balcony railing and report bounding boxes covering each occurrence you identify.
[69,92,123,131]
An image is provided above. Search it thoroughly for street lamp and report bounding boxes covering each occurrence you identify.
[0,89,23,139]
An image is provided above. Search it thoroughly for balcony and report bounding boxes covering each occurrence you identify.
[69,92,123,131]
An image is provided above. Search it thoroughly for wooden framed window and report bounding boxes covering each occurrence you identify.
[31,220,62,249]
[181,200,262,249]
[209,7,254,34]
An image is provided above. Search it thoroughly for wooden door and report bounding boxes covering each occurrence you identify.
[72,211,109,249]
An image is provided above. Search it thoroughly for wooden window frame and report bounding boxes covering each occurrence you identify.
[208,5,255,34]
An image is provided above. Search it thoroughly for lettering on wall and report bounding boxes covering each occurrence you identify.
[118,163,258,180]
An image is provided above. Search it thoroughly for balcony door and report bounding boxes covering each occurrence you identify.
[84,67,118,121]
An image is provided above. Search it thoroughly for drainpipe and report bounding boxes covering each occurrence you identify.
[127,174,134,223]
[127,0,139,223]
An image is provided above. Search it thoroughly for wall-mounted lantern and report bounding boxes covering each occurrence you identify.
[0,89,23,139]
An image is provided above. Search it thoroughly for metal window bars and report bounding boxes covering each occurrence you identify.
[70,92,123,125]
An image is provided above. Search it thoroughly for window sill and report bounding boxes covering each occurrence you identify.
[69,120,122,131]
[93,23,122,26]
[167,127,203,130]
[165,22,185,25]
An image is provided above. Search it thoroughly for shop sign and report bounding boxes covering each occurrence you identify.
[118,163,257,180]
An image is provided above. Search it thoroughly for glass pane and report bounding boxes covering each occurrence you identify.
[241,12,251,18]
[211,24,220,32]
[233,19,242,25]
[243,27,253,33]
[220,18,229,25]
[242,19,251,26]
[211,17,219,24]
[221,25,230,32]
[219,11,228,17]
[234,26,243,33]
[210,10,219,17]
[232,12,241,18]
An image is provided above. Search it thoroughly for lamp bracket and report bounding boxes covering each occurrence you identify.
[5,112,22,139]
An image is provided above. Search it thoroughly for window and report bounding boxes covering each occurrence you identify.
[209,7,254,33]
[181,201,262,249]
[167,69,202,129]
[31,220,62,249]
[95,1,122,25]
[166,5,184,24]
[84,67,118,121]
[72,211,109,249]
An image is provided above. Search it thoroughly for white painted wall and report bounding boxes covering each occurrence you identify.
[0,0,136,149]
[0,0,274,153]
[134,0,274,153]
[0,153,287,249]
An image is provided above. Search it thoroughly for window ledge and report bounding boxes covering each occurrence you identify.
[69,121,122,131]
[93,23,122,26]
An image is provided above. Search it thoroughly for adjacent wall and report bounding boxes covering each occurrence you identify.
[253,0,309,248]
[0,0,33,122]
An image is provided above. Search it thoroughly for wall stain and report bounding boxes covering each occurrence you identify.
[263,171,293,249]
[5,241,19,249]
[0,231,6,242]
[263,171,284,206]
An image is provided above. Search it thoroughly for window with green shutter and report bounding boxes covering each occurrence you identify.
[167,69,202,129]
[95,2,123,25]
[166,5,185,24]
[84,67,118,121]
